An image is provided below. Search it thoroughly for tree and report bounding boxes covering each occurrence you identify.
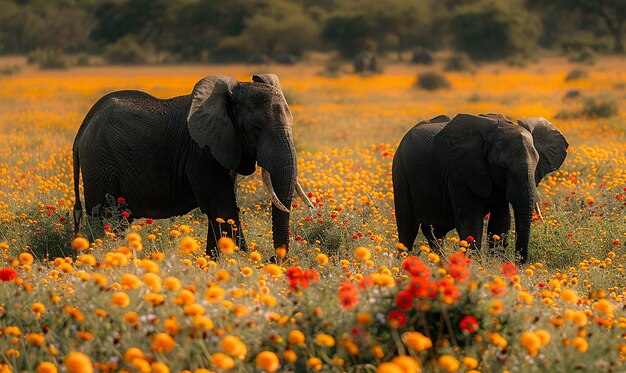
[570,0,626,53]
[449,0,542,60]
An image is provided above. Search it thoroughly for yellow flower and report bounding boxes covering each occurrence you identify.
[573,337,589,352]
[19,252,34,264]
[488,332,507,348]
[535,329,551,346]
[592,299,616,317]
[316,253,329,265]
[307,357,323,371]
[241,267,253,276]
[216,269,230,282]
[564,310,588,326]
[283,349,297,363]
[111,292,130,308]
[164,276,182,291]
[520,331,541,356]
[71,237,90,251]
[403,331,432,351]
[31,302,46,314]
[355,247,371,260]
[376,362,404,373]
[438,355,460,372]
[151,333,175,353]
[206,286,226,303]
[250,251,262,261]
[316,333,335,347]
[121,273,141,289]
[489,299,504,314]
[518,291,534,304]
[124,347,145,362]
[124,312,139,324]
[211,352,235,370]
[462,357,478,369]
[560,289,579,304]
[357,312,372,325]
[169,230,181,237]
[179,236,200,254]
[151,362,170,373]
[26,332,46,346]
[218,237,236,254]
[132,358,151,373]
[163,317,180,335]
[288,330,306,345]
[36,362,57,373]
[64,352,93,373]
[221,335,247,358]
[391,356,420,373]
[264,264,283,278]
[143,273,162,292]
[255,351,280,372]
[184,303,205,317]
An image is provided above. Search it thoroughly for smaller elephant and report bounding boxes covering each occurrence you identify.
[393,113,568,263]
[353,51,377,73]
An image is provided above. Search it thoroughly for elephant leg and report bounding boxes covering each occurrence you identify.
[422,224,451,252]
[393,168,418,251]
[487,200,511,252]
[190,170,244,258]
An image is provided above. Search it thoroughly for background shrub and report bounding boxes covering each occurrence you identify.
[103,36,154,65]
[444,52,474,72]
[581,98,618,119]
[416,71,451,91]
[27,49,71,69]
[565,69,588,81]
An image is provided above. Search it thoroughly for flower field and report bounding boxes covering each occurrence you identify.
[0,58,625,372]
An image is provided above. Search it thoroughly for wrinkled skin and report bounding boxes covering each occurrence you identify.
[392,113,568,263]
[73,74,308,258]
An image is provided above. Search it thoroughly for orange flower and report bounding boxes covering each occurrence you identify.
[218,237,236,254]
[111,292,130,308]
[37,362,57,373]
[65,352,93,373]
[221,335,247,358]
[211,353,235,370]
[151,333,175,353]
[71,237,90,251]
[255,351,280,372]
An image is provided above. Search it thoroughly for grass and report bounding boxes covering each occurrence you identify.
[0,57,625,372]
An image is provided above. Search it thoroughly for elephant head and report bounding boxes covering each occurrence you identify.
[434,113,568,261]
[186,74,311,251]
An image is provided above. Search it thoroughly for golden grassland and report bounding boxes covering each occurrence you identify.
[0,57,625,372]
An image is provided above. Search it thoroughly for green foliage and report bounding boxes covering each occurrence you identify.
[449,0,542,61]
[416,71,451,90]
[568,47,597,65]
[103,36,154,65]
[27,49,71,69]
[581,98,619,119]
[444,52,475,72]
[564,69,588,81]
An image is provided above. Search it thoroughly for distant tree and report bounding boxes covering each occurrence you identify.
[322,0,432,59]
[563,0,625,53]
[216,0,319,60]
[449,0,541,60]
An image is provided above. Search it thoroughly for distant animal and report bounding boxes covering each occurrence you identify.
[275,55,297,65]
[563,90,581,100]
[353,51,377,73]
[392,113,568,263]
[73,74,312,258]
[248,54,271,65]
[411,49,435,65]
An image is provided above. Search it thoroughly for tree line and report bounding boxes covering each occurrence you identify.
[0,0,623,65]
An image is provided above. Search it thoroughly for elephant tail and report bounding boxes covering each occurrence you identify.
[72,147,83,236]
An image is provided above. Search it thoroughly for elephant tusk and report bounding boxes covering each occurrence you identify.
[262,168,290,213]
[535,202,544,222]
[296,179,314,208]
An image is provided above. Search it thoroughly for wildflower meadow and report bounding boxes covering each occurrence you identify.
[0,58,625,372]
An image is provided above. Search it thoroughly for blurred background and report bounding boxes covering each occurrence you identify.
[0,0,623,69]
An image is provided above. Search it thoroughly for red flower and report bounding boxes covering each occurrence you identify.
[387,310,407,328]
[402,256,431,278]
[448,264,470,283]
[448,252,471,266]
[466,236,475,243]
[459,315,479,333]
[304,269,320,283]
[0,268,18,282]
[104,224,111,231]
[117,197,126,204]
[121,211,130,219]
[145,218,154,224]
[338,281,359,309]
[358,277,374,290]
[395,290,414,310]
[501,262,517,278]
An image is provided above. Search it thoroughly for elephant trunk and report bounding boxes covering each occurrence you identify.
[257,131,297,252]
[508,176,536,264]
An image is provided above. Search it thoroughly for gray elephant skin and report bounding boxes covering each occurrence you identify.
[72,74,311,258]
[392,113,568,263]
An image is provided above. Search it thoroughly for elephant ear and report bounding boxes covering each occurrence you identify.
[187,76,240,170]
[416,114,451,126]
[252,74,281,89]
[517,117,569,183]
[434,114,499,198]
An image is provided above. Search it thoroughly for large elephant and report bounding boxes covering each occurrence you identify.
[72,74,312,258]
[392,113,568,263]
